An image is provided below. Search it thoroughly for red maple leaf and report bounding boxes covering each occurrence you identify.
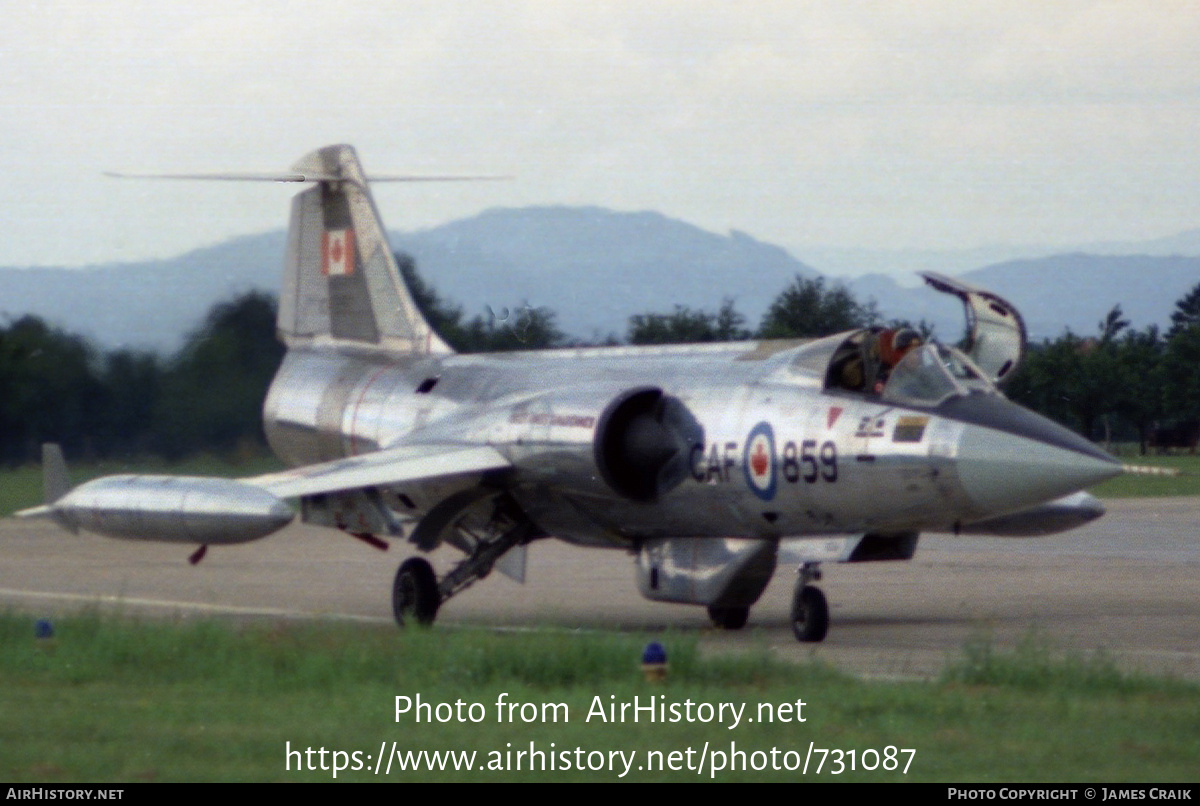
[750,442,769,476]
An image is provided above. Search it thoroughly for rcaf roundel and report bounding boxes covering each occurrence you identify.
[322,229,356,276]
[742,421,777,501]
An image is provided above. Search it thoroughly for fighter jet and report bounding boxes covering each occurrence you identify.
[19,144,1122,641]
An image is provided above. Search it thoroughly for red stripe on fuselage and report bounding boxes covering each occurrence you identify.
[347,365,391,456]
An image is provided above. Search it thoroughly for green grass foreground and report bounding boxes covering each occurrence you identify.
[1,614,1197,782]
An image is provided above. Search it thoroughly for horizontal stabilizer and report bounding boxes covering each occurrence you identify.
[106,171,508,183]
[112,146,507,359]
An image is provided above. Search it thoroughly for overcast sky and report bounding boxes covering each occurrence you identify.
[3,1,1199,268]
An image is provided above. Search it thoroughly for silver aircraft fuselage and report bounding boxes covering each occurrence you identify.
[263,334,1118,549]
[21,144,1123,641]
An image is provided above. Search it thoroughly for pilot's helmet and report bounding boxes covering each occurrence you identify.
[880,327,921,365]
[893,328,921,356]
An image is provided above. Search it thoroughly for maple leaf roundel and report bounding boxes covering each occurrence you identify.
[742,421,777,501]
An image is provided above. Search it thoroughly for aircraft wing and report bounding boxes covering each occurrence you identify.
[242,443,511,499]
[16,441,511,548]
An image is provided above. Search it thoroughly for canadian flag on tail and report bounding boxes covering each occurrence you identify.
[322,229,356,276]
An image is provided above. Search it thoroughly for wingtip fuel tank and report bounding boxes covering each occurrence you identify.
[21,471,293,545]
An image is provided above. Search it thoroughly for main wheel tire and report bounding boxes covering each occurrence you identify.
[707,605,750,630]
[791,585,829,643]
[392,557,440,627]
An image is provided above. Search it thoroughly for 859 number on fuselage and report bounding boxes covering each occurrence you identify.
[690,439,838,485]
[781,439,838,483]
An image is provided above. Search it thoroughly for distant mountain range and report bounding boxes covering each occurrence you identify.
[792,227,1200,278]
[394,207,819,341]
[1,206,1197,351]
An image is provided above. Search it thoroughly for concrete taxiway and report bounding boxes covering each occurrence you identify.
[1,497,1197,680]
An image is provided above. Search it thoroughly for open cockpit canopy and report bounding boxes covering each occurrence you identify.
[813,329,995,404]
[786,273,1026,407]
[880,341,995,406]
[919,271,1025,384]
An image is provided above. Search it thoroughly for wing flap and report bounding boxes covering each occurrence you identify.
[244,444,510,499]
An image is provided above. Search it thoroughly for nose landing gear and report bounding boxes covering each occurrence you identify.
[791,562,829,642]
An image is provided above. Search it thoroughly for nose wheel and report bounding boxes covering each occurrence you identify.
[791,562,829,642]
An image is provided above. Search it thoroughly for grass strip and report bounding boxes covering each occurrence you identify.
[1,614,1197,782]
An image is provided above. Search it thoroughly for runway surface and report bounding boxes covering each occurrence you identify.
[2,497,1197,680]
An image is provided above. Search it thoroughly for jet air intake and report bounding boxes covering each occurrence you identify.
[594,387,703,502]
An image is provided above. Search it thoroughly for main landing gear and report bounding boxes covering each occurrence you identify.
[391,519,536,628]
[707,605,750,630]
[392,558,439,626]
[791,562,829,643]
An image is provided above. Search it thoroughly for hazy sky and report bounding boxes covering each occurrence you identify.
[3,1,1199,267]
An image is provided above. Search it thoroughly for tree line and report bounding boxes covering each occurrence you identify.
[401,252,877,349]
[0,253,1195,465]
[1005,288,1200,450]
[0,292,283,465]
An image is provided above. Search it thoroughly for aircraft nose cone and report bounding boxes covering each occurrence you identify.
[942,395,1122,516]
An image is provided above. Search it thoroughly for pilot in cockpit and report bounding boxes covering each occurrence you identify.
[873,327,922,394]
[831,327,923,396]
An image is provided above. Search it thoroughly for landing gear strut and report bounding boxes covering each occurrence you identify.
[791,562,829,643]
[390,518,537,629]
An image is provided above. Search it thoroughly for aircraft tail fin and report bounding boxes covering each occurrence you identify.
[277,145,453,356]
